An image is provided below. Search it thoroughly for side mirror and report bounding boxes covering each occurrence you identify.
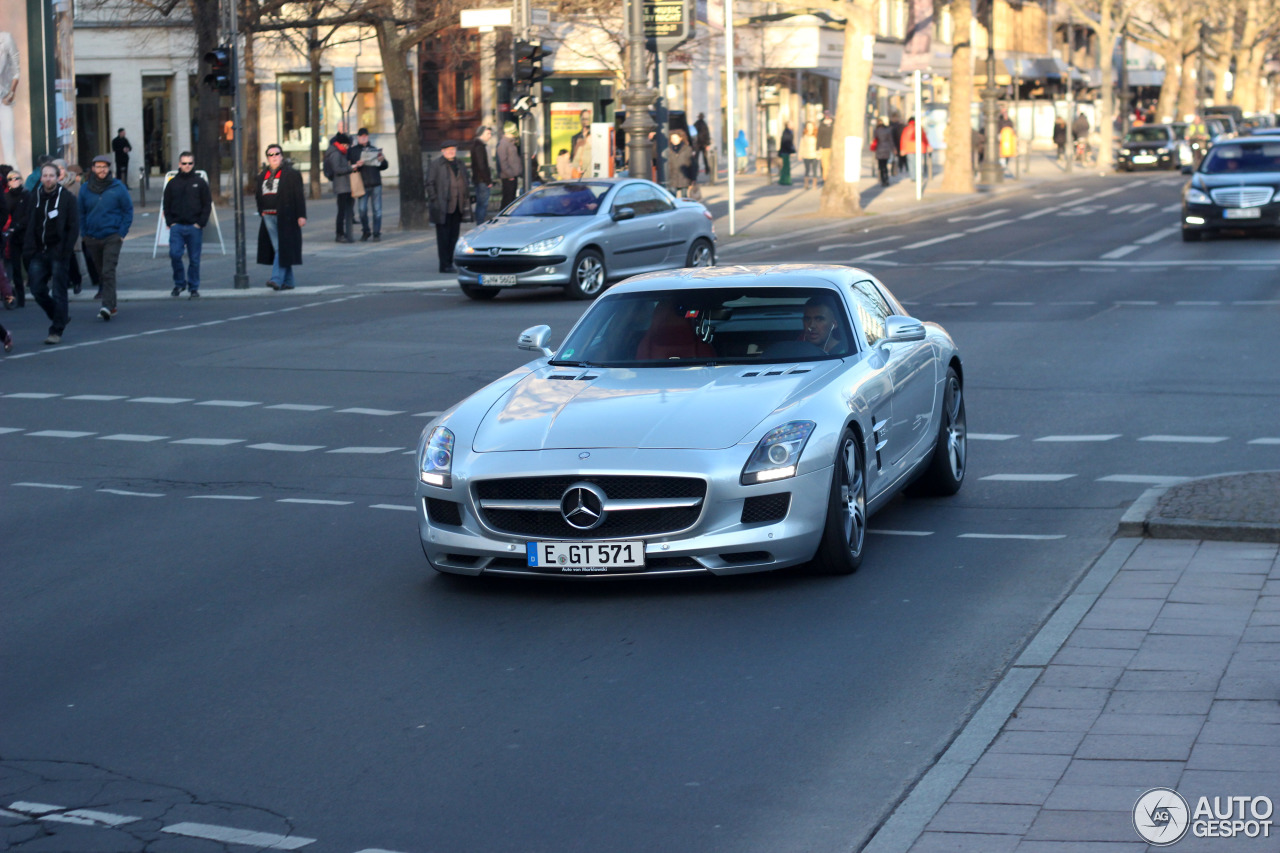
[884,315,926,343]
[518,325,555,358]
[611,206,636,222]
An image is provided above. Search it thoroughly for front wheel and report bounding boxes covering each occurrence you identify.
[809,429,866,575]
[685,238,715,268]
[910,366,966,496]
[565,249,607,300]
[460,282,500,300]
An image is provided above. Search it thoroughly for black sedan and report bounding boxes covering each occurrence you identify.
[1117,125,1184,171]
[1181,137,1280,241]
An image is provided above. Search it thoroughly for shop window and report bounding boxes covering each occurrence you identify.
[455,70,474,113]
[422,61,440,113]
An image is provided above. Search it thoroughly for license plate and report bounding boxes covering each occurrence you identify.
[1225,208,1262,219]
[527,541,646,573]
[480,274,518,286]
[1132,155,1157,164]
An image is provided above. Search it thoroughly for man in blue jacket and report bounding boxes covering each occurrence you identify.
[79,154,133,320]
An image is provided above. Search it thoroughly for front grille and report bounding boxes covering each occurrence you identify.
[1209,186,1274,208]
[456,256,567,274]
[426,498,463,526]
[741,493,791,524]
[473,475,706,540]
[486,555,703,572]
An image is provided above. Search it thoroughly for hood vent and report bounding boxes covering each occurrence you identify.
[739,365,813,378]
[547,372,600,381]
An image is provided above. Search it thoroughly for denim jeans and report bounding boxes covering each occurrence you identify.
[169,223,204,290]
[358,184,383,236]
[28,253,70,334]
[472,183,490,225]
[262,215,295,287]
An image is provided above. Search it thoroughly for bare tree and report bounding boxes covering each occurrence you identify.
[1063,0,1136,169]
[811,0,876,215]
[940,0,974,194]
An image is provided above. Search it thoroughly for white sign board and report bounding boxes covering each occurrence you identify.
[461,8,512,27]
[333,66,357,94]
[843,136,863,182]
[152,170,226,258]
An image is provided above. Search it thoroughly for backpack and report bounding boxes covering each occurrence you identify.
[323,153,334,181]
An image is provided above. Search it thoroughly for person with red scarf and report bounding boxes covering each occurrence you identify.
[255,144,307,290]
[324,132,355,243]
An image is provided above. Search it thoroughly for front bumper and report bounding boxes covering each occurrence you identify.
[415,446,833,578]
[1119,149,1176,170]
[1182,201,1280,233]
[454,254,572,287]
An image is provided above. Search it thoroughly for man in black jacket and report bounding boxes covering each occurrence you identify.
[348,128,389,241]
[23,163,79,345]
[112,129,132,186]
[426,141,470,274]
[163,151,212,297]
[469,126,493,224]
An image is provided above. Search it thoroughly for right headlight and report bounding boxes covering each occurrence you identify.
[741,421,815,485]
[1184,187,1211,204]
[419,426,455,488]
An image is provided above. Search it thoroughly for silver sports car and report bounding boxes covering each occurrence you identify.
[454,178,716,300]
[416,265,966,578]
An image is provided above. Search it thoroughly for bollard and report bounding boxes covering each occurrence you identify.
[138,165,146,207]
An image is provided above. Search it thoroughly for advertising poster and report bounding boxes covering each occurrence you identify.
[549,102,593,179]
[0,0,32,170]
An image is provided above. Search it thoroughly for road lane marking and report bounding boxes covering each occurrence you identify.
[1176,300,1220,306]
[959,533,1067,540]
[1034,434,1121,442]
[98,489,165,497]
[1018,206,1061,220]
[818,235,900,251]
[337,407,404,416]
[327,446,403,454]
[1115,300,1158,305]
[1135,225,1180,244]
[171,438,246,445]
[278,498,353,506]
[964,219,1014,234]
[1097,475,1191,486]
[992,301,1034,306]
[13,482,81,489]
[197,400,262,407]
[27,430,96,438]
[247,443,324,452]
[0,427,23,434]
[1033,188,1082,198]
[935,302,978,307]
[1126,202,1157,214]
[371,504,416,511]
[99,434,170,442]
[44,809,141,827]
[128,397,193,404]
[980,474,1076,482]
[65,394,127,401]
[969,433,1018,440]
[1248,438,1280,445]
[947,208,1009,222]
[901,233,966,250]
[1138,434,1228,443]
[852,250,897,261]
[3,392,61,399]
[869,529,934,536]
[1100,245,1140,259]
[189,494,261,500]
[266,403,332,411]
[413,411,444,418]
[160,822,316,849]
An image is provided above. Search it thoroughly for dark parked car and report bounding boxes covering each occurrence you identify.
[1181,137,1280,241]
[1117,125,1185,171]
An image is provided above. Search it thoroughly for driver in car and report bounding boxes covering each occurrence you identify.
[800,296,844,353]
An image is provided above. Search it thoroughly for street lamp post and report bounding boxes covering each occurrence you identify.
[979,0,1003,185]
[621,0,657,179]
[230,0,248,288]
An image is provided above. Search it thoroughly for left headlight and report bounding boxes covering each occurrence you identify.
[1185,187,1211,205]
[518,235,565,254]
[741,421,815,485]
[419,426,455,487]
[456,234,475,255]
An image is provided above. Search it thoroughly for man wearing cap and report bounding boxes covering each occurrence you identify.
[348,127,388,241]
[79,153,133,321]
[497,122,521,208]
[426,140,471,275]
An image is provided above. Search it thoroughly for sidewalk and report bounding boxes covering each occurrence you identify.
[84,149,1084,301]
[867,473,1280,852]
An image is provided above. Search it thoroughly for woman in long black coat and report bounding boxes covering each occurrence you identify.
[255,148,307,288]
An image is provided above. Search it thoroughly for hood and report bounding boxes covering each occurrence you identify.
[472,362,838,452]
[1195,170,1280,189]
[463,216,593,250]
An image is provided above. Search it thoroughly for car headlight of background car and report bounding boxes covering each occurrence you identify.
[741,421,815,485]
[420,426,455,487]
[518,235,565,255]
[1185,187,1212,205]
[456,235,476,255]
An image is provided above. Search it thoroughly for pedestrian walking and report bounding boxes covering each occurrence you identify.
[799,121,820,189]
[889,113,906,175]
[22,163,78,345]
[666,129,695,197]
[256,144,306,290]
[3,168,29,306]
[648,125,667,185]
[426,140,470,274]
[111,128,132,186]
[971,124,986,173]
[497,122,521,208]
[899,116,929,182]
[60,163,100,298]
[872,117,896,186]
[163,151,211,298]
[1072,111,1090,162]
[79,154,132,322]
[778,123,795,185]
[734,129,749,174]
[1052,116,1067,162]
[468,125,493,224]
[324,132,355,243]
[349,127,388,240]
[817,110,834,184]
[693,112,712,177]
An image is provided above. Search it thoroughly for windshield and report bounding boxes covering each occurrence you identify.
[552,287,856,367]
[501,182,611,217]
[1201,142,1280,174]
[1125,128,1171,143]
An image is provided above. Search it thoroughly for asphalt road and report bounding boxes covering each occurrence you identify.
[2,171,1277,853]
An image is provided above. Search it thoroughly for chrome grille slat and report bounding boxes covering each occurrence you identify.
[473,475,707,539]
[1209,186,1273,208]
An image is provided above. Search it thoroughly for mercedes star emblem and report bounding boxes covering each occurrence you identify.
[560,482,607,531]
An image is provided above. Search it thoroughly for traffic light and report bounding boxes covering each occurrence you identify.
[513,39,547,84]
[204,46,234,95]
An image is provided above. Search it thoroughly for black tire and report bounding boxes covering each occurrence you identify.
[1181,228,1202,242]
[685,238,715,268]
[809,429,866,575]
[565,249,607,300]
[460,282,500,300]
[911,366,967,497]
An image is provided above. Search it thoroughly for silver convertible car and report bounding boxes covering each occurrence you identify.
[415,265,966,578]
[454,178,716,300]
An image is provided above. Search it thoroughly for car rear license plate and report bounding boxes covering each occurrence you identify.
[480,274,518,286]
[1133,155,1157,164]
[527,541,645,573]
[1225,208,1262,219]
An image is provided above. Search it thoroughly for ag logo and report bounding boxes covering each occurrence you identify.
[1134,787,1190,845]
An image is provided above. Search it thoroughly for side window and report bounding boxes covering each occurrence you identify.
[850,279,891,347]
[635,186,675,216]
[611,184,646,215]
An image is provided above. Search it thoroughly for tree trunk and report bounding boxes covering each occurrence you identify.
[1095,0,1117,172]
[374,18,429,230]
[1175,46,1198,119]
[1154,24,1181,122]
[941,0,974,194]
[193,0,223,201]
[309,32,323,200]
[1233,0,1260,111]
[818,0,875,216]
